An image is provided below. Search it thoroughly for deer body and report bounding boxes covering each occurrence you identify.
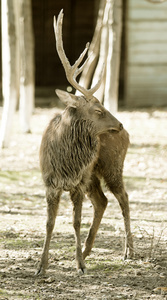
[36,10,133,275]
[40,93,121,192]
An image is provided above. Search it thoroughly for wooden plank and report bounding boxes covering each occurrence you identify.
[127,87,167,95]
[127,65,167,76]
[128,75,167,87]
[128,0,167,9]
[126,87,167,107]
[129,42,167,53]
[126,97,167,107]
[128,21,167,31]
[127,84,167,94]
[127,53,167,64]
[128,9,167,21]
[128,31,167,43]
[128,74,167,89]
[127,65,167,85]
[127,92,167,99]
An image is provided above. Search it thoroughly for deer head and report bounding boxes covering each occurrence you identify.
[53,10,123,134]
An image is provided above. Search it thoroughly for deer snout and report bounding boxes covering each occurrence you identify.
[114,123,123,132]
[109,122,123,133]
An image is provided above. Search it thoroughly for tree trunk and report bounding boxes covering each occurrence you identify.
[19,0,35,133]
[75,0,105,95]
[91,0,111,102]
[75,0,123,113]
[0,0,19,148]
[104,0,123,114]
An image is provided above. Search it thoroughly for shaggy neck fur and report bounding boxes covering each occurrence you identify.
[40,108,99,191]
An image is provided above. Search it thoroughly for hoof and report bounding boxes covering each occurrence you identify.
[78,268,87,275]
[35,266,46,277]
[124,248,134,260]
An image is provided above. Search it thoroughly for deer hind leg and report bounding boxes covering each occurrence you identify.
[70,188,86,274]
[83,175,108,260]
[108,182,133,259]
[36,187,62,276]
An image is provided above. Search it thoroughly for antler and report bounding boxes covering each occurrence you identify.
[53,9,104,100]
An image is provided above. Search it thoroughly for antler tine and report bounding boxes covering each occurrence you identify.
[53,11,71,72]
[54,10,104,99]
[73,43,90,77]
[54,10,90,97]
[89,63,105,95]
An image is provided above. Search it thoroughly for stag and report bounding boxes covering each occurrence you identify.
[36,10,133,275]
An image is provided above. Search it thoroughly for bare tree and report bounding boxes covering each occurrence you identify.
[91,0,111,102]
[75,0,105,95]
[104,0,122,113]
[19,0,35,133]
[76,0,123,114]
[0,0,19,148]
[0,0,34,148]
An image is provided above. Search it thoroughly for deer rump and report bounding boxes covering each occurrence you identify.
[40,110,99,191]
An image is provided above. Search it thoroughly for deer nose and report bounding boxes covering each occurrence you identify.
[119,123,123,131]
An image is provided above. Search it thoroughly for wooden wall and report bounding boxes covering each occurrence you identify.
[125,0,167,107]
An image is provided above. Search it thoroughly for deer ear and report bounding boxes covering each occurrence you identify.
[55,89,77,106]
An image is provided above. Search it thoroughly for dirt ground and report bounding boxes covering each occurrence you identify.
[0,106,167,300]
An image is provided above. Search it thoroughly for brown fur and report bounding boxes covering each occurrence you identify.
[36,91,133,275]
[83,130,133,260]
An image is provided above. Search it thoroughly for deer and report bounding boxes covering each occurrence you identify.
[36,9,133,276]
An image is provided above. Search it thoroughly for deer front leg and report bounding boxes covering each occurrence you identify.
[70,188,86,274]
[83,175,108,259]
[36,188,61,276]
[112,186,133,259]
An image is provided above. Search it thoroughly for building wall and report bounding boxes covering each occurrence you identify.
[0,0,98,105]
[125,0,167,107]
[32,0,97,98]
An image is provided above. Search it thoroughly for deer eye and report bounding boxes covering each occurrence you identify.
[95,109,103,115]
